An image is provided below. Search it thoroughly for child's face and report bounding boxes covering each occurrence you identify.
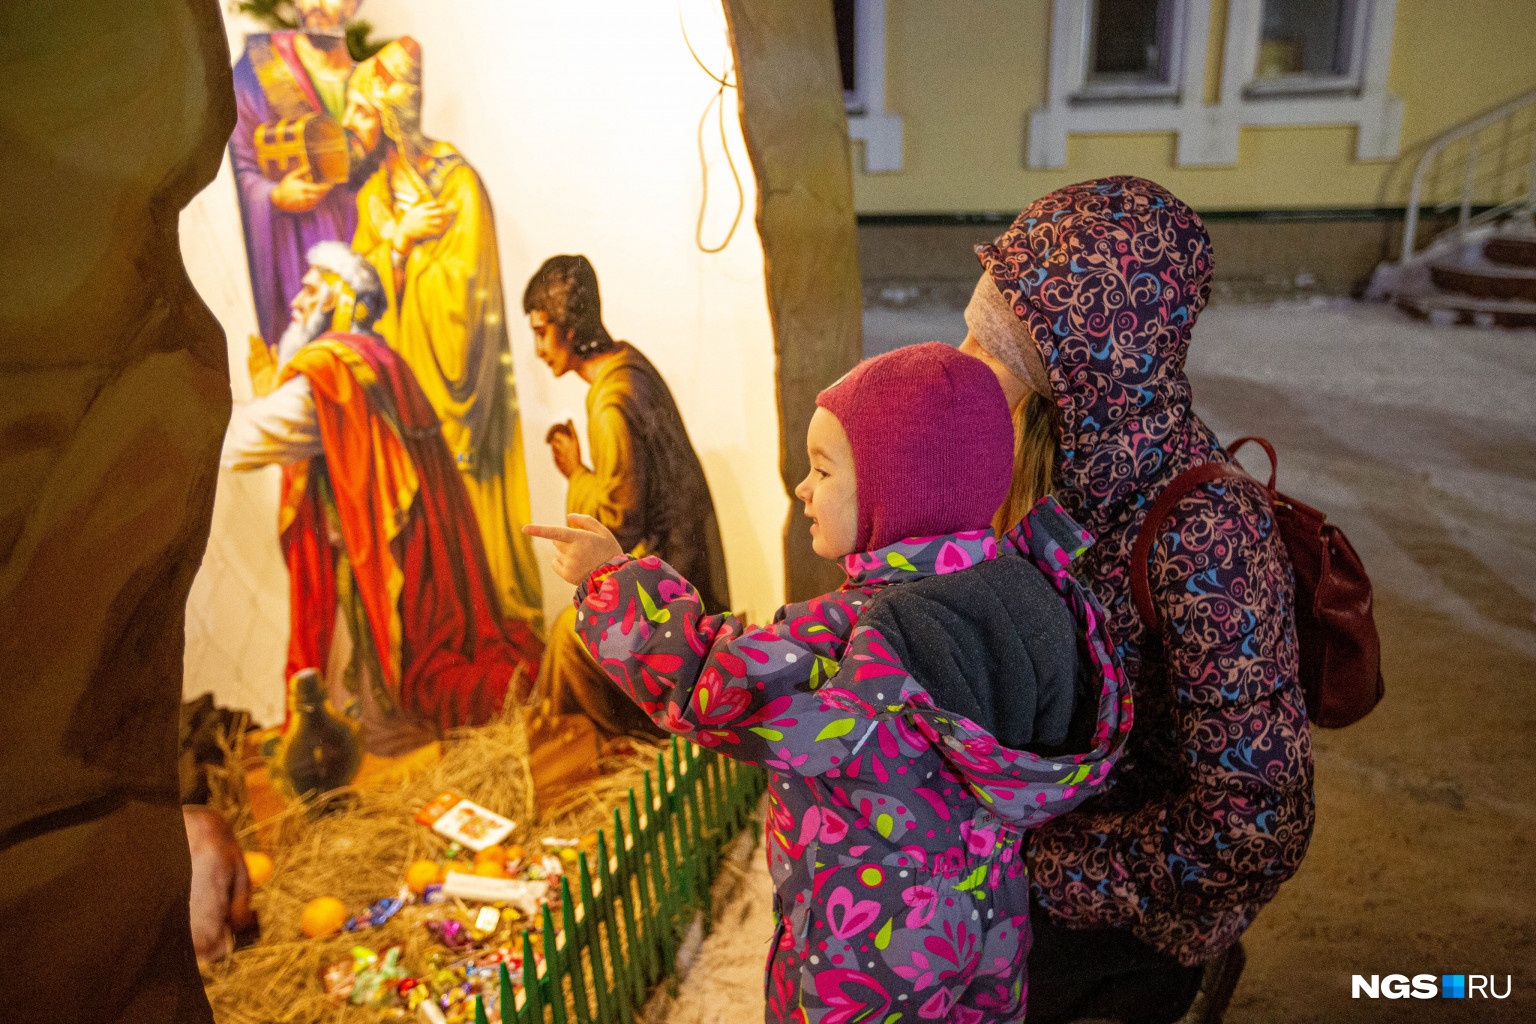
[794,408,859,559]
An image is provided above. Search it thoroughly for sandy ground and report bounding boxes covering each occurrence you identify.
[664,299,1536,1022]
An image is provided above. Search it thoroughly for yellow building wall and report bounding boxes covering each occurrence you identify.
[853,0,1536,213]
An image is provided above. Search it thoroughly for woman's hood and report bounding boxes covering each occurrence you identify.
[976,176,1215,532]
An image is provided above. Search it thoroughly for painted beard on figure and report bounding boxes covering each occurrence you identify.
[276,303,333,373]
[346,130,384,186]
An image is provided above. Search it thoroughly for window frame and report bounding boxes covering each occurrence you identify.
[840,0,903,172]
[1074,0,1188,103]
[1239,0,1371,99]
[1029,0,1215,167]
[1026,0,1402,168]
[1215,0,1402,160]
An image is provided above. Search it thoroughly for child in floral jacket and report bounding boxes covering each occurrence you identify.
[526,343,1131,1023]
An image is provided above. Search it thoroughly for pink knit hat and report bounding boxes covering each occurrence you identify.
[816,342,1014,553]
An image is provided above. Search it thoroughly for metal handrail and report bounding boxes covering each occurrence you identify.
[1402,88,1536,262]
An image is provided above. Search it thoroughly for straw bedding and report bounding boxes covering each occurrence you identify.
[200,709,660,1024]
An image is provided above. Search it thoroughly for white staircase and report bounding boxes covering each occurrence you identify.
[1370,89,1536,328]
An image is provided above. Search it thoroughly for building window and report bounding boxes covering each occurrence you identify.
[839,0,903,173]
[1248,0,1368,96]
[1080,0,1184,99]
[1217,0,1402,160]
[1026,0,1401,167]
[1029,0,1212,167]
[834,0,859,108]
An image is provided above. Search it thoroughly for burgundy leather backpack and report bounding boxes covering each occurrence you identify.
[1130,437,1384,728]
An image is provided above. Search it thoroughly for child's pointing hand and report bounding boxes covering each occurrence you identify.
[523,514,624,585]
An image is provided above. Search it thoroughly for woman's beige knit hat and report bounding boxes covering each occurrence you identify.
[962,271,1050,398]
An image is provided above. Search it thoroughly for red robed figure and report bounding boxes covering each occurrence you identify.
[278,331,540,732]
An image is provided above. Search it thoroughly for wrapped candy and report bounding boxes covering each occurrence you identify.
[471,906,500,939]
[425,917,472,949]
[319,958,357,1002]
[351,946,407,1006]
[345,895,404,931]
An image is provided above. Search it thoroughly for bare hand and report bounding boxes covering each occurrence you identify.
[270,166,333,213]
[523,514,623,585]
[545,419,583,479]
[183,805,255,962]
[395,200,451,247]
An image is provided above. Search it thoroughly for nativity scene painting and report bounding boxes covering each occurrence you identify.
[219,3,729,796]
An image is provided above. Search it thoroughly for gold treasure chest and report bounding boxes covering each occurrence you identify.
[254,114,350,184]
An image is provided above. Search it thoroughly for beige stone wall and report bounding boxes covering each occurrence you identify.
[0,1,234,1020]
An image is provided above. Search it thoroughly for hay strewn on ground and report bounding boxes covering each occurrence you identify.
[201,711,660,1024]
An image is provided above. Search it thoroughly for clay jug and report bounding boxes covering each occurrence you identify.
[271,669,362,804]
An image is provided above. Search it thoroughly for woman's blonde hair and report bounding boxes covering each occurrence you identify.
[993,390,1060,534]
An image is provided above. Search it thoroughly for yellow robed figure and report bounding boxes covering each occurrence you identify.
[344,38,542,629]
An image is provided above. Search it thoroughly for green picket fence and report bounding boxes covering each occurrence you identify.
[475,737,765,1024]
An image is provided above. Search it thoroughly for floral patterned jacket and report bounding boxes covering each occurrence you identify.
[575,499,1132,1021]
[977,176,1315,965]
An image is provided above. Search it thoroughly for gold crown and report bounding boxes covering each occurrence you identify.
[371,36,421,89]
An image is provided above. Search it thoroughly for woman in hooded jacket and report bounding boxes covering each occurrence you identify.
[959,177,1314,1023]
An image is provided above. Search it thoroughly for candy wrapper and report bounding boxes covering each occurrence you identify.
[351,946,407,1006]
[344,896,404,932]
[415,792,515,852]
[320,958,357,1002]
[425,917,473,949]
[321,945,407,1006]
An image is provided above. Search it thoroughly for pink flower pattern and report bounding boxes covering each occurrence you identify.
[575,497,1131,1021]
[976,176,1313,966]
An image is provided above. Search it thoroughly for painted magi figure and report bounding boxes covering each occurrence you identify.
[230,0,363,351]
[223,243,539,755]
[343,37,544,632]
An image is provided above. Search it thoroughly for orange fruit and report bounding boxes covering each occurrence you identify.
[504,844,525,864]
[300,896,348,938]
[474,844,506,865]
[244,851,274,889]
[473,860,505,878]
[405,859,442,894]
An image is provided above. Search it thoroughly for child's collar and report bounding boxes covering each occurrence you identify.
[839,527,1001,588]
[837,496,1093,589]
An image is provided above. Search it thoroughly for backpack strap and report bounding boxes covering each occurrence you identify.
[1228,436,1278,489]
[1130,460,1253,635]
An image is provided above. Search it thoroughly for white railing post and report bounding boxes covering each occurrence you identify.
[1526,128,1536,224]
[1403,157,1427,262]
[1399,88,1536,267]
[1459,136,1479,231]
